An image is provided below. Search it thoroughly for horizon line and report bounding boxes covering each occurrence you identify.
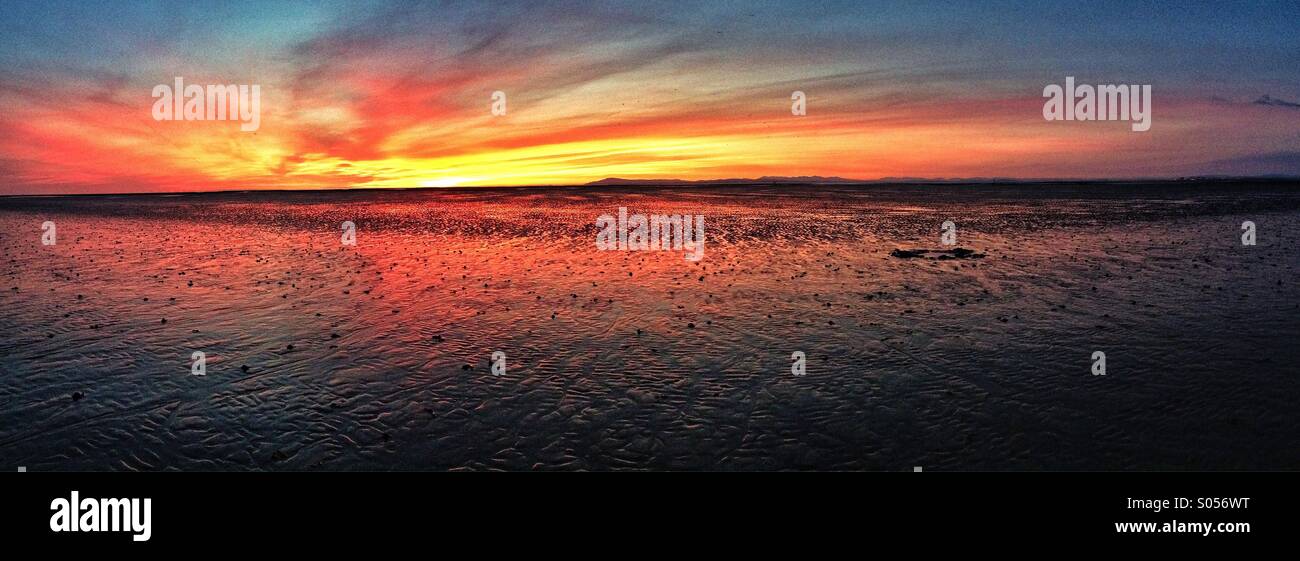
[4,175,1300,198]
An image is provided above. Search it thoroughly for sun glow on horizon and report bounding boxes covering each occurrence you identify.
[420,177,476,188]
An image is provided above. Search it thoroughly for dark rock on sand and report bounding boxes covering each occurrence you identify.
[890,247,985,259]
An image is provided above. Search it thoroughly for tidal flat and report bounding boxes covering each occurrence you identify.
[1,181,1297,471]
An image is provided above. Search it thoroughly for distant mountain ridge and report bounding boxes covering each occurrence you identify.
[586,175,1300,186]
[587,176,860,185]
[588,175,1053,185]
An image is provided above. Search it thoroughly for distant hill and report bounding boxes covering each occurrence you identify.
[587,175,1023,185]
[587,176,862,185]
[587,175,1300,186]
[587,178,698,185]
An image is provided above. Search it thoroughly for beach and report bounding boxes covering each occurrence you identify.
[2,181,1298,470]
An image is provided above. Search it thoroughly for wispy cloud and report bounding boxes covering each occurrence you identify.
[1253,94,1300,109]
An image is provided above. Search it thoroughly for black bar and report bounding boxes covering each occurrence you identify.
[5,472,1286,549]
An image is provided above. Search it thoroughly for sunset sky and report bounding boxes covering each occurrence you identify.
[1,0,1299,194]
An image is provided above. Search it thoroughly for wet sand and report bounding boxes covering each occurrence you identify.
[1,181,1298,470]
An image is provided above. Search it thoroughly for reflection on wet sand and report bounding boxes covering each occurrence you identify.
[1,182,1298,470]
